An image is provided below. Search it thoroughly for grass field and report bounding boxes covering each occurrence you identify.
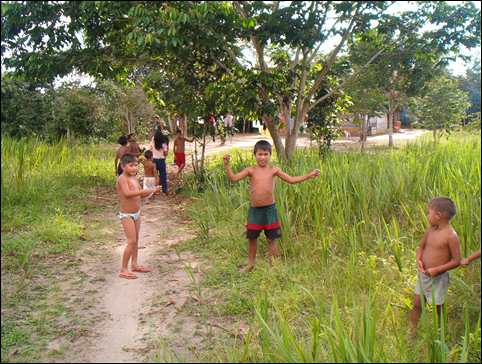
[182,132,481,363]
[1,133,480,363]
[1,136,115,362]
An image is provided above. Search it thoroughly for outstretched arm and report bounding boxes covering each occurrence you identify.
[275,168,320,184]
[119,177,159,198]
[426,234,461,277]
[224,155,251,182]
[461,249,481,266]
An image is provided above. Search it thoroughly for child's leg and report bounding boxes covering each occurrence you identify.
[267,239,280,266]
[131,217,141,268]
[409,294,422,332]
[247,239,258,271]
[120,218,137,276]
[435,304,447,328]
[131,217,151,272]
[178,163,186,180]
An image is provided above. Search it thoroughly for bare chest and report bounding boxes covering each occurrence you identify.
[426,230,449,251]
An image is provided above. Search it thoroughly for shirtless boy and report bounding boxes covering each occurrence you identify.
[142,150,158,199]
[224,140,320,271]
[173,128,193,177]
[117,154,160,279]
[409,197,461,332]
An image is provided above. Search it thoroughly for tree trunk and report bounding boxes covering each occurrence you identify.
[388,108,394,148]
[262,114,286,161]
[361,114,368,151]
[182,114,188,137]
[285,113,301,160]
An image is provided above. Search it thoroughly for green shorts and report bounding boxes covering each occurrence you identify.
[246,203,281,240]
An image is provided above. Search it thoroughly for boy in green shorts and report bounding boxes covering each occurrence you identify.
[224,140,320,271]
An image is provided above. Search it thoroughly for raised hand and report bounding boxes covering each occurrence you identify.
[310,169,320,178]
[223,155,231,165]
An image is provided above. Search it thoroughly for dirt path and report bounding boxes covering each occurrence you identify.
[51,180,221,363]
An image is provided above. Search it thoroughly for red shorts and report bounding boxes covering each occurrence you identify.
[175,152,185,167]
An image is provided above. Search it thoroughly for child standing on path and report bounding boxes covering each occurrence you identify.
[224,140,320,272]
[117,154,160,279]
[173,129,193,179]
[114,135,130,176]
[142,150,158,199]
[409,197,461,333]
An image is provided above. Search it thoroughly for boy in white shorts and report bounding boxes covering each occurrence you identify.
[142,150,158,199]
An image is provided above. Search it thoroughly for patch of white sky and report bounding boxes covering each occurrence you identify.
[2,1,479,88]
[241,0,480,75]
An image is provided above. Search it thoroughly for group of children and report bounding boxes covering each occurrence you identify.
[116,137,480,334]
[115,128,193,279]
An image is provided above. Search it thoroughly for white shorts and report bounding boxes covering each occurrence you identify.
[143,177,156,198]
[414,271,449,305]
[143,177,156,189]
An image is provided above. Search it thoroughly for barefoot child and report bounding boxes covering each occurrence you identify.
[173,128,193,178]
[224,140,320,271]
[117,154,160,279]
[461,249,481,266]
[114,135,130,176]
[409,197,461,332]
[142,150,158,199]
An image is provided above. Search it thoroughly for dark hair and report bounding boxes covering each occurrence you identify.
[176,128,182,134]
[154,129,169,150]
[254,140,272,154]
[429,197,456,220]
[144,150,153,159]
[118,135,128,146]
[120,153,137,166]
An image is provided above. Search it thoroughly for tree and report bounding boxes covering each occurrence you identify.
[344,61,386,151]
[2,1,480,158]
[459,59,481,116]
[411,76,470,143]
[347,1,481,147]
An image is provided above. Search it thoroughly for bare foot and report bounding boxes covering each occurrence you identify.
[239,265,254,273]
[119,271,138,279]
[132,265,151,273]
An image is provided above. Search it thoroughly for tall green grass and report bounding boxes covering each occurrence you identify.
[1,136,114,361]
[1,136,114,271]
[183,133,481,362]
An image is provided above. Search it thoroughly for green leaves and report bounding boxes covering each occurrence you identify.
[411,76,471,142]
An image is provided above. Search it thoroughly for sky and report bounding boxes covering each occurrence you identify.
[2,1,480,87]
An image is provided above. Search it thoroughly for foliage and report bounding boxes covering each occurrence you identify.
[458,60,481,116]
[411,76,471,142]
[1,75,156,141]
[3,1,479,158]
[306,83,351,158]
